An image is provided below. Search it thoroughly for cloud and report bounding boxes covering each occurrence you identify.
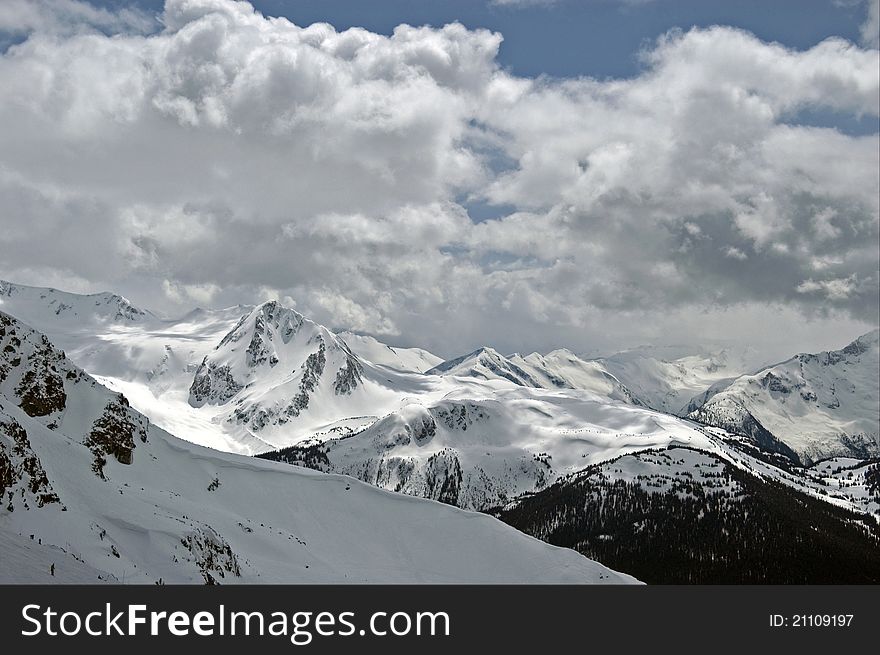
[162,279,221,305]
[0,0,877,359]
[796,275,859,300]
[0,0,154,36]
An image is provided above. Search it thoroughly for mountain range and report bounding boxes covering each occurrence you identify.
[1,279,877,583]
[0,308,634,583]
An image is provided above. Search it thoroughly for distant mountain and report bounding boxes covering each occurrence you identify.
[427,346,641,405]
[428,347,540,384]
[600,345,761,416]
[0,280,152,324]
[0,310,636,584]
[337,331,442,373]
[688,331,880,464]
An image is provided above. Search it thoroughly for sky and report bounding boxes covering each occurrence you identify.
[0,0,878,360]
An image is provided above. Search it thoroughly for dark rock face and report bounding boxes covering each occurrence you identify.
[0,446,13,500]
[428,348,542,387]
[760,372,791,395]
[358,449,462,506]
[244,301,304,368]
[230,337,334,430]
[1,315,67,417]
[0,417,61,510]
[842,336,872,357]
[84,395,147,478]
[487,357,539,387]
[188,360,243,407]
[423,450,463,505]
[178,527,241,584]
[434,402,487,431]
[284,340,326,419]
[333,352,363,395]
[837,434,880,460]
[408,414,437,446]
[246,311,275,368]
[16,362,67,418]
[102,294,148,322]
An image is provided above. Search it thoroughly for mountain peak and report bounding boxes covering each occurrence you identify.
[188,299,371,437]
[854,328,880,348]
[427,346,505,375]
[689,329,880,463]
[0,279,150,323]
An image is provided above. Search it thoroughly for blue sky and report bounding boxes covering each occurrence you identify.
[83,0,877,136]
[91,0,870,77]
[269,1,869,75]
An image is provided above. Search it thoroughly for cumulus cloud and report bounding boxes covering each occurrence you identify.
[0,0,877,358]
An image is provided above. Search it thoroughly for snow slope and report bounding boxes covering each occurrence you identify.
[0,530,112,583]
[337,331,442,373]
[261,387,717,511]
[0,310,636,584]
[688,331,880,463]
[427,347,641,404]
[600,345,761,416]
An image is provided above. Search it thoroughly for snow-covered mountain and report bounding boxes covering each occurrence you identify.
[186,300,398,450]
[2,278,877,490]
[260,389,710,510]
[0,310,636,584]
[2,278,878,584]
[428,346,641,404]
[599,345,761,416]
[337,331,442,373]
[0,282,646,457]
[0,282,423,453]
[0,279,153,325]
[688,330,880,464]
[0,280,262,452]
[428,347,544,385]
[493,445,880,583]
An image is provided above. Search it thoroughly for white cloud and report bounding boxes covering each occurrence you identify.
[724,247,748,261]
[796,275,859,300]
[0,0,877,358]
[0,0,153,35]
[162,279,221,305]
